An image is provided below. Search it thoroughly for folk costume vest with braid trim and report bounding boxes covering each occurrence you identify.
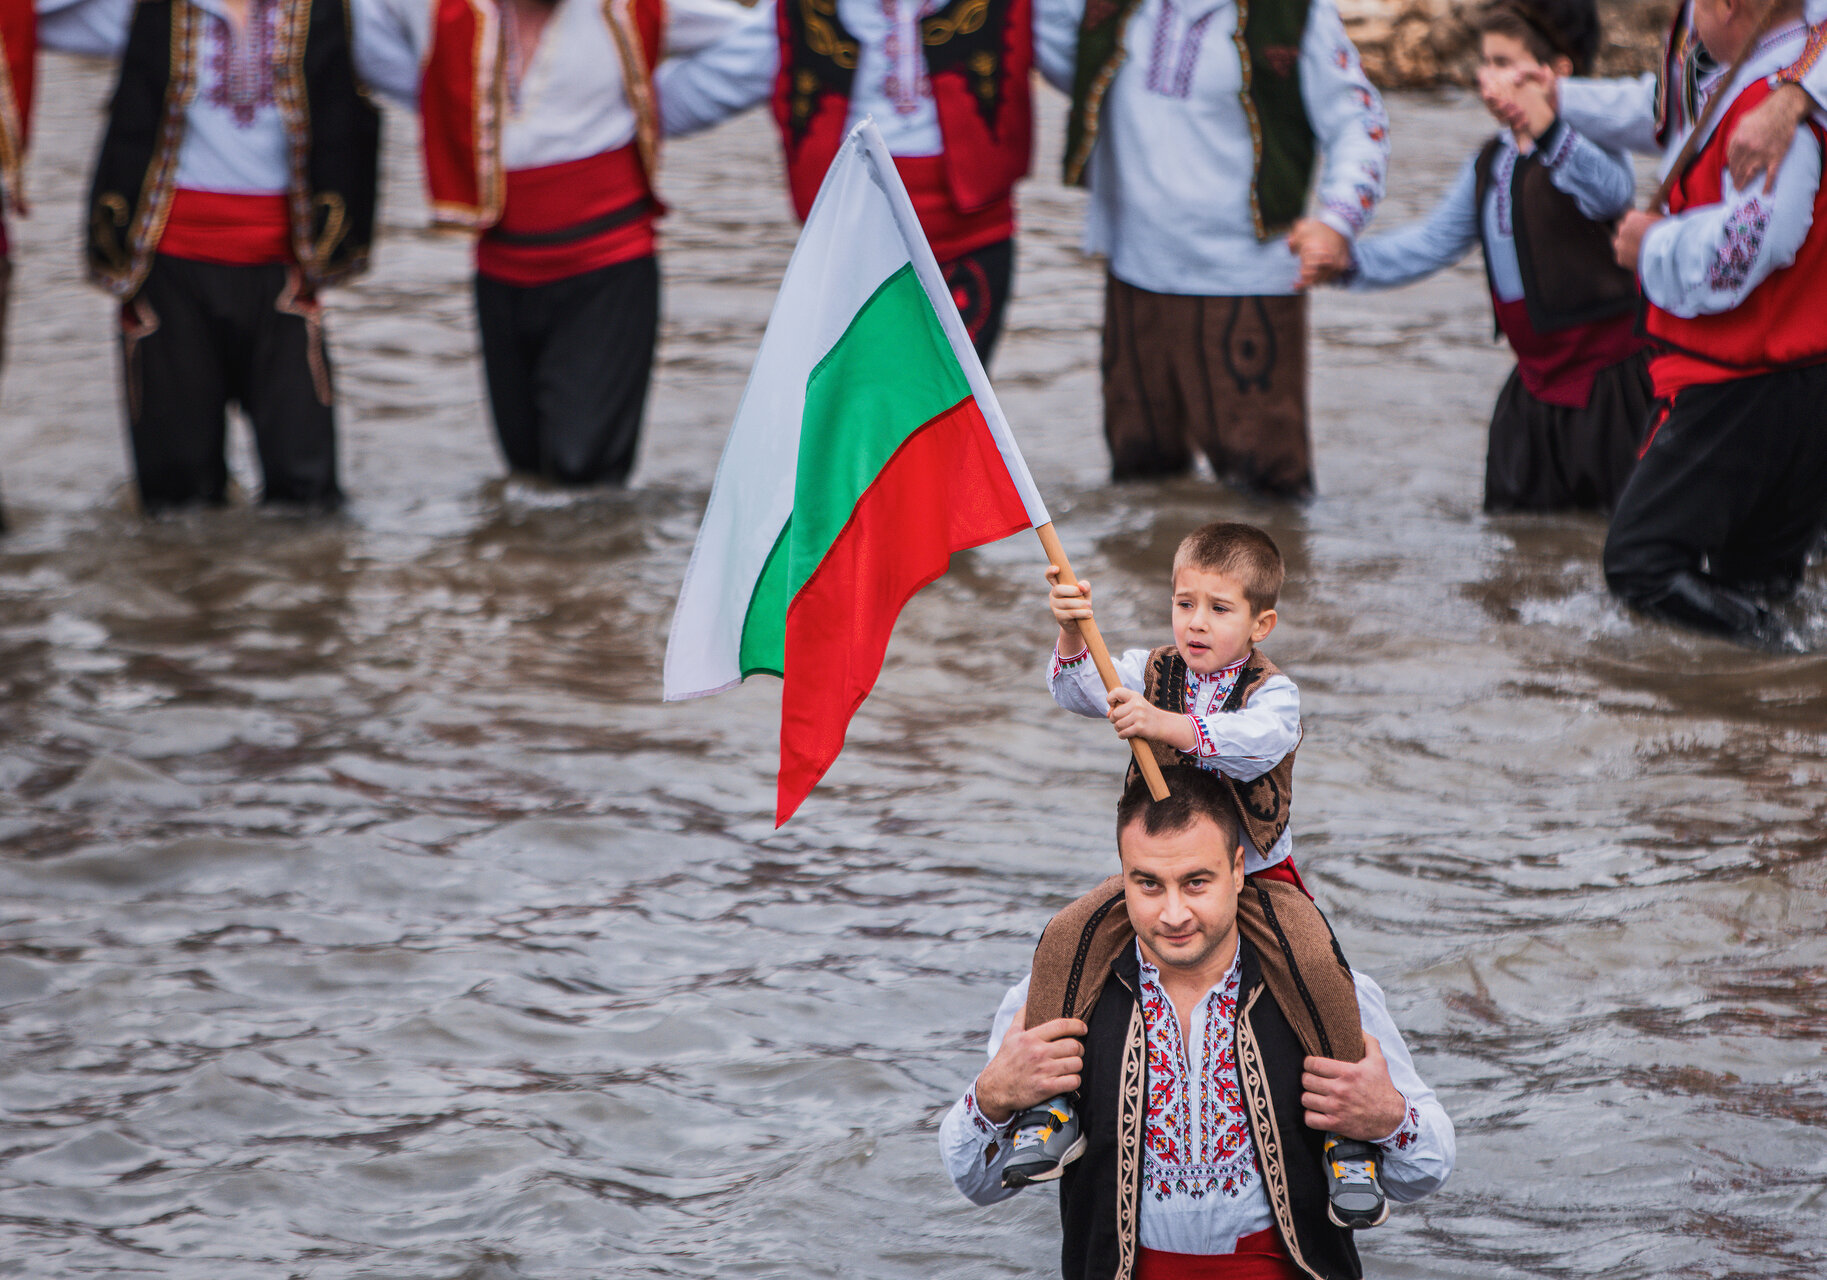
[1647,77,1827,394]
[1063,0,1314,240]
[418,0,665,231]
[771,0,1034,221]
[1131,646,1295,857]
[1471,136,1638,337]
[1059,939,1361,1280]
[0,0,34,214]
[85,0,379,299]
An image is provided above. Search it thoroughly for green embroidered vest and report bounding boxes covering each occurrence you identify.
[1062,0,1316,240]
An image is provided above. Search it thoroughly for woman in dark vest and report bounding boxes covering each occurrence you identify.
[940,768,1454,1280]
[40,0,381,514]
[1336,0,1650,513]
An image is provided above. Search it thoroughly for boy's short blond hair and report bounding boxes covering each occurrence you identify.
[1172,522,1285,615]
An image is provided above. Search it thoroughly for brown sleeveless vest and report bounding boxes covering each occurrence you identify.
[1128,645,1297,856]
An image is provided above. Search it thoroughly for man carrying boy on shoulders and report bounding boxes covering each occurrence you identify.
[1605,0,1827,645]
[939,768,1455,1279]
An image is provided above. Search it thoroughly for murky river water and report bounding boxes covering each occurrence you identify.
[3,52,1825,1280]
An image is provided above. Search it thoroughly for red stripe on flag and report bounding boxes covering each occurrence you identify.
[775,396,1031,825]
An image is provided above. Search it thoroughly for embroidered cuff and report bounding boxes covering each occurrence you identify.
[1776,23,1825,86]
[962,1084,1004,1140]
[1317,205,1363,241]
[1188,713,1221,759]
[1376,1097,1423,1152]
[1050,640,1090,681]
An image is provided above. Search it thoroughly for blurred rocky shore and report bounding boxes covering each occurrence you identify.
[1343,0,1678,87]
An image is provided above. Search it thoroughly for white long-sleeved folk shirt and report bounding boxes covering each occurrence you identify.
[938,945,1455,1255]
[1048,644,1300,872]
[1032,0,1390,296]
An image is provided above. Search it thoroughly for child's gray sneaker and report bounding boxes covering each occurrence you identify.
[1000,1096,1086,1188]
[1323,1134,1389,1229]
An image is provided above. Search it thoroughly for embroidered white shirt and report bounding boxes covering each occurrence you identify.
[1032,0,1389,295]
[1047,643,1299,872]
[655,0,1036,155]
[938,947,1456,1255]
[351,0,750,172]
[1636,23,1825,318]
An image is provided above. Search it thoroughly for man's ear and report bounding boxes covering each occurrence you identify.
[1550,55,1574,78]
[1232,841,1247,881]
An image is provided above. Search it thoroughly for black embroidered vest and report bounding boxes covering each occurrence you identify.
[1472,134,1638,336]
[86,0,380,299]
[1059,939,1362,1280]
[1131,646,1296,858]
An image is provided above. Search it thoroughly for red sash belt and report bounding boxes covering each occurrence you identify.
[893,154,1014,264]
[158,190,293,266]
[476,144,656,286]
[1137,1229,1303,1280]
[1492,297,1644,410]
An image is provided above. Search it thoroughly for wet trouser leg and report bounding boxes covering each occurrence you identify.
[122,257,339,513]
[1603,365,1827,640]
[939,238,1014,369]
[474,255,659,486]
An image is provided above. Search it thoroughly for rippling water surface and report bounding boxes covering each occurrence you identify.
[3,54,1825,1280]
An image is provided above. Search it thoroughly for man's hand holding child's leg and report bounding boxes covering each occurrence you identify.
[975,1007,1087,1125]
[1046,565,1094,658]
[1106,687,1198,753]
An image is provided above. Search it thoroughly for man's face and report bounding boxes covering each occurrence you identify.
[1120,815,1248,975]
[1171,565,1275,675]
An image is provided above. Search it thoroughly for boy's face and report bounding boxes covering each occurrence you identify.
[1477,32,1543,122]
[1171,564,1276,674]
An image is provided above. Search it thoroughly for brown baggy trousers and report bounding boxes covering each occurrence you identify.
[1022,872,1364,1065]
[1102,278,1313,498]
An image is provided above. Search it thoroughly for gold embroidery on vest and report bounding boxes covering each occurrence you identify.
[1237,986,1323,1280]
[1116,998,1146,1280]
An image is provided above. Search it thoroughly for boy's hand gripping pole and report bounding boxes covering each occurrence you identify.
[1035,523,1171,801]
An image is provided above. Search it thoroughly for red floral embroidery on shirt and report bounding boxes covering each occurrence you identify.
[1138,955,1258,1201]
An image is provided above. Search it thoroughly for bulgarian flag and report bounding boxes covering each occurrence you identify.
[663,120,1050,826]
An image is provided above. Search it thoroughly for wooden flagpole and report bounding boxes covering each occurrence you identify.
[1651,0,1785,211]
[1035,522,1171,801]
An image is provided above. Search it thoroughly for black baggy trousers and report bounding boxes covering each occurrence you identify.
[473,255,660,487]
[121,255,340,514]
[1604,362,1827,636]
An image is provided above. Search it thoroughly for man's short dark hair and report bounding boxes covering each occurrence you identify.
[1173,522,1285,615]
[1117,766,1242,851]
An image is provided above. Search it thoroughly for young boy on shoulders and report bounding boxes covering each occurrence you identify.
[1321,0,1650,513]
[1606,0,1827,646]
[996,523,1394,1232]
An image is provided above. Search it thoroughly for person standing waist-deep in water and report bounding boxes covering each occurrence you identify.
[940,769,1455,1279]
[1602,0,1827,647]
[40,0,387,515]
[354,0,750,488]
[1033,0,1391,497]
[1337,0,1653,515]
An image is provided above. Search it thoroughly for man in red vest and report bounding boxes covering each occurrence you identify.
[656,0,1034,364]
[359,0,743,487]
[1606,0,1827,647]
[0,0,31,531]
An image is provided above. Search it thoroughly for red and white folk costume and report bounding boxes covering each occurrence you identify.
[1596,20,1827,643]
[38,0,384,512]
[362,0,736,484]
[655,0,1036,362]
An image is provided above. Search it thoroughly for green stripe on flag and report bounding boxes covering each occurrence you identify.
[736,263,973,677]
